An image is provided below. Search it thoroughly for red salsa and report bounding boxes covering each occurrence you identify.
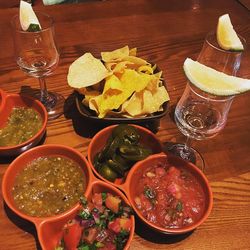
[134,161,206,229]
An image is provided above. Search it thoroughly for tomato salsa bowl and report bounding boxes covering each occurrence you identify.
[0,89,47,156]
[121,153,213,234]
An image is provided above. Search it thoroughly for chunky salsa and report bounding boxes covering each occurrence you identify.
[0,107,43,147]
[134,161,206,229]
[55,192,133,250]
[12,156,86,217]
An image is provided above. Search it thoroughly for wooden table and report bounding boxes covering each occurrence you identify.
[0,0,250,249]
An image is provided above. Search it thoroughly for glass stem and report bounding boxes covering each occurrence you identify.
[180,137,192,160]
[39,77,48,104]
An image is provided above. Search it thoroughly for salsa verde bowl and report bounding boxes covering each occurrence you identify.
[120,153,213,234]
[0,90,47,156]
[2,144,135,250]
[88,124,163,188]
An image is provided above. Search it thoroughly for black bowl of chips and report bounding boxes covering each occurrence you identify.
[70,46,169,130]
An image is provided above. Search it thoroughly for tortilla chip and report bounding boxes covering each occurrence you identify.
[68,53,110,89]
[122,86,169,116]
[101,45,130,62]
[89,69,155,118]
[129,47,137,56]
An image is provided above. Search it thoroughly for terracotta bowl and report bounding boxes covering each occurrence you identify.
[38,180,135,250]
[2,144,134,250]
[88,124,163,188]
[120,153,213,234]
[0,89,47,156]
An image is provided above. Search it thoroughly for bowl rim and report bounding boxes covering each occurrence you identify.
[0,92,48,152]
[87,124,163,188]
[2,144,93,224]
[76,91,168,122]
[123,152,213,234]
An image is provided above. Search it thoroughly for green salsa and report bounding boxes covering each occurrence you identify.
[0,107,43,147]
[12,156,87,217]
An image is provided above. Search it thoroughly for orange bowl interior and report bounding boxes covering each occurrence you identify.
[124,153,213,234]
[38,180,135,250]
[88,124,163,186]
[2,144,93,223]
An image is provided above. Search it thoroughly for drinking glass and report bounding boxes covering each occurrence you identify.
[11,12,64,120]
[166,31,245,171]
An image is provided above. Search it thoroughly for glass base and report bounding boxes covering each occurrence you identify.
[164,143,205,172]
[36,92,65,120]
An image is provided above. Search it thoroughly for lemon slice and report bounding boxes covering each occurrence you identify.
[183,58,250,96]
[217,14,244,51]
[19,0,41,31]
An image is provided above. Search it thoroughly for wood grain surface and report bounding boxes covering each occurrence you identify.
[0,0,250,249]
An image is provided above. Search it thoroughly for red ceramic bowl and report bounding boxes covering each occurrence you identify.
[0,89,47,156]
[88,124,163,188]
[120,153,213,234]
[38,180,135,250]
[2,144,134,250]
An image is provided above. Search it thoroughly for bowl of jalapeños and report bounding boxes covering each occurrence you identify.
[0,90,47,156]
[88,124,163,187]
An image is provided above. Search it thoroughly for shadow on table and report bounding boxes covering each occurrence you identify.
[63,92,161,139]
[134,213,192,244]
[3,202,42,250]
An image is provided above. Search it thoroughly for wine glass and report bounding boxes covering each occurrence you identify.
[165,31,246,171]
[11,12,64,120]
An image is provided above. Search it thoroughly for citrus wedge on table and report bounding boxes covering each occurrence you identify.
[217,14,244,51]
[183,58,250,96]
[19,0,41,31]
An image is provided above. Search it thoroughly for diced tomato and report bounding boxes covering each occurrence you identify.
[155,167,166,177]
[63,220,82,250]
[108,218,121,234]
[108,218,132,234]
[119,218,132,231]
[92,193,103,207]
[167,166,181,179]
[82,227,98,244]
[105,194,121,213]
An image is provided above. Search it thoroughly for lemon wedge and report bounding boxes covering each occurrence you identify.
[217,14,244,51]
[183,58,250,96]
[19,0,41,31]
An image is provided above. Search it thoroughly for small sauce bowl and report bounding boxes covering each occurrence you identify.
[2,144,134,250]
[0,90,47,156]
[38,180,135,250]
[120,153,213,234]
[88,124,163,188]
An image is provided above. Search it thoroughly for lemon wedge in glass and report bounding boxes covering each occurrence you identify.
[217,14,244,51]
[183,58,250,96]
[19,0,41,31]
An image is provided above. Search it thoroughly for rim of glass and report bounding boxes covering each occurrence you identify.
[205,30,246,54]
[11,12,54,33]
[187,81,235,102]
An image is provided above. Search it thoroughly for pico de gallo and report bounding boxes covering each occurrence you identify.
[55,192,133,250]
[134,160,206,229]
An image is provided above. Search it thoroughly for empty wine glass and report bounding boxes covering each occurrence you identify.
[11,12,64,120]
[166,31,246,171]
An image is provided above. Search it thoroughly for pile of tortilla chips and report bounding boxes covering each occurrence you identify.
[67,46,170,118]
